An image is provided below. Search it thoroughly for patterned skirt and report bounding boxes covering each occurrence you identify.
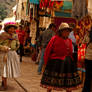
[41,56,82,91]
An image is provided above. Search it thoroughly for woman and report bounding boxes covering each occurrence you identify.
[82,28,92,92]
[0,23,20,90]
[40,23,82,92]
[16,25,26,62]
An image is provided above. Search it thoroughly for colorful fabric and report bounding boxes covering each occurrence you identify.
[62,1,72,10]
[78,44,86,62]
[77,44,86,69]
[26,0,30,15]
[55,11,71,17]
[29,0,39,4]
[39,0,54,8]
[4,22,16,25]
[54,1,63,9]
[54,1,72,17]
[41,59,82,90]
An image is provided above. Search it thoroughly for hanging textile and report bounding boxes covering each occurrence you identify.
[72,0,88,19]
[54,1,72,17]
[26,0,30,15]
[62,1,72,10]
[29,0,39,4]
[54,1,63,9]
[88,0,92,18]
[77,44,86,71]
[39,0,54,9]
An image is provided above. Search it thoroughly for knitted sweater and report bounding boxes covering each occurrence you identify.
[44,35,73,65]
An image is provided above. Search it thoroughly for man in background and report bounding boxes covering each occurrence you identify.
[37,23,56,75]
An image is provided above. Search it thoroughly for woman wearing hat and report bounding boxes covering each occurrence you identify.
[40,23,82,92]
[0,23,20,90]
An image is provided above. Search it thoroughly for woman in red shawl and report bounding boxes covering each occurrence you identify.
[40,23,82,92]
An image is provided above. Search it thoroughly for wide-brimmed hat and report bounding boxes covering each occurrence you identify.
[58,22,72,31]
[4,22,17,32]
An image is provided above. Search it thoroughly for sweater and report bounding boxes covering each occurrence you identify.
[44,35,73,65]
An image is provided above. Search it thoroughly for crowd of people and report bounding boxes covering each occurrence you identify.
[0,17,92,92]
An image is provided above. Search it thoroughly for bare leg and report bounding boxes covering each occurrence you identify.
[47,89,51,92]
[1,77,7,90]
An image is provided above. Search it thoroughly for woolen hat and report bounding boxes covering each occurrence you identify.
[58,22,72,31]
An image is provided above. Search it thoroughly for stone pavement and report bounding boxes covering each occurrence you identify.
[0,56,82,92]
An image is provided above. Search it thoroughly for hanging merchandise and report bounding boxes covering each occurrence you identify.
[54,0,72,17]
[54,1,63,9]
[62,1,72,10]
[30,20,37,45]
[26,0,30,15]
[39,17,51,28]
[39,0,54,9]
[29,0,39,4]
[72,0,88,19]
[88,0,92,18]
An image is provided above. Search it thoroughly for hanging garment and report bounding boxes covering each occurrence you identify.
[72,0,88,19]
[88,0,92,18]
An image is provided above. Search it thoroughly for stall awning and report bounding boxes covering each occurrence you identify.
[29,0,39,4]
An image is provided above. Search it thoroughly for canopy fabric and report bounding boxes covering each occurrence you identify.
[29,0,39,4]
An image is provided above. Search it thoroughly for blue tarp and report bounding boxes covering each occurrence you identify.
[29,0,39,4]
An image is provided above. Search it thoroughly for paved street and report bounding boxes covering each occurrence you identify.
[0,56,82,92]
